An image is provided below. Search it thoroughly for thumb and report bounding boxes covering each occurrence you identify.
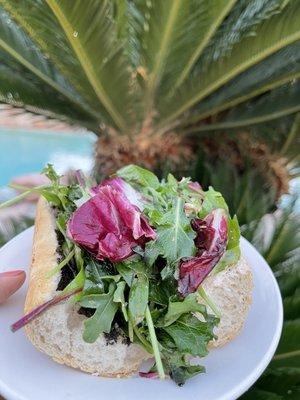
[0,270,26,304]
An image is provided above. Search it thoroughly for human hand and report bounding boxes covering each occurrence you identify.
[0,270,26,303]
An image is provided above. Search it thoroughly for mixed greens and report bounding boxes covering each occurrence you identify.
[9,164,241,386]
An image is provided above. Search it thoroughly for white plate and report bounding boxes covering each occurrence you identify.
[0,228,283,400]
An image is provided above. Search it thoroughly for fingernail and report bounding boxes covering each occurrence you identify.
[0,270,24,277]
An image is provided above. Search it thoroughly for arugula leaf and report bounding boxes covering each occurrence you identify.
[82,283,118,343]
[42,163,61,185]
[213,215,241,274]
[116,164,159,189]
[144,240,163,267]
[83,259,117,295]
[62,264,85,293]
[82,261,106,295]
[116,263,135,287]
[149,279,177,306]
[163,293,206,326]
[128,273,149,325]
[113,281,128,321]
[155,197,196,264]
[158,333,205,386]
[199,186,229,218]
[227,215,240,248]
[162,314,217,357]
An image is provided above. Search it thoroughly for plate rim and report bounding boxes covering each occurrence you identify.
[0,229,283,400]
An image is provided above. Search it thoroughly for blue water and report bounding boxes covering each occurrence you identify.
[0,128,96,186]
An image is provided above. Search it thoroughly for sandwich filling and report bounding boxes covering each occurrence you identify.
[11,164,241,386]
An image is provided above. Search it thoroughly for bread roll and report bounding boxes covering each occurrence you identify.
[24,197,252,376]
[24,197,150,377]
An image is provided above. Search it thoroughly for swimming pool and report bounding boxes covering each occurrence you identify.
[0,128,96,186]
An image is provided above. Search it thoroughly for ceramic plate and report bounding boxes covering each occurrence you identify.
[0,228,283,400]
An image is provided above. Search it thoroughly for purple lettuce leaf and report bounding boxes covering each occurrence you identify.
[178,209,228,296]
[11,288,82,332]
[91,177,145,210]
[68,185,155,262]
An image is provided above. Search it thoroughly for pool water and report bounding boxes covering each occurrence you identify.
[0,128,96,186]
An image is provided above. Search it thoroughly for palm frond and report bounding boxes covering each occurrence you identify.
[45,0,133,132]
[281,112,300,157]
[0,0,104,119]
[1,0,134,132]
[129,0,183,115]
[157,0,300,131]
[199,0,289,68]
[162,0,237,96]
[187,81,300,132]
[0,58,99,130]
[183,40,300,124]
[0,7,100,123]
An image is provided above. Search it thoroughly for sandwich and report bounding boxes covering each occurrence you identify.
[11,164,252,386]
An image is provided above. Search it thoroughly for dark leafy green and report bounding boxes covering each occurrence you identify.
[82,283,118,343]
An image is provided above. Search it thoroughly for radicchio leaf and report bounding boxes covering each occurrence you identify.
[91,176,146,210]
[68,185,155,262]
[139,371,159,379]
[188,181,202,193]
[178,209,228,296]
[11,288,82,332]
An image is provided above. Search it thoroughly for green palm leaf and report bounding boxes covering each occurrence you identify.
[163,0,237,95]
[0,0,102,113]
[157,0,300,131]
[0,7,100,123]
[183,40,300,124]
[0,59,99,130]
[45,0,133,132]
[198,0,289,69]
[1,0,134,132]
[190,81,300,131]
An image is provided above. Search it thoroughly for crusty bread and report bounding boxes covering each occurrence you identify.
[24,198,252,377]
[24,197,150,377]
[202,257,253,348]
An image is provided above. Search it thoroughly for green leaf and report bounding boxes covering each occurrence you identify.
[82,283,118,343]
[128,273,149,325]
[45,0,133,132]
[213,247,241,274]
[166,0,237,94]
[284,288,300,320]
[240,388,283,400]
[158,1,300,129]
[195,81,300,131]
[0,60,97,129]
[162,314,216,357]
[113,280,128,322]
[184,41,300,124]
[164,293,206,326]
[155,197,196,263]
[199,186,229,217]
[82,259,117,295]
[213,215,241,274]
[0,7,99,122]
[115,262,135,287]
[144,240,163,267]
[169,364,205,387]
[116,164,159,189]
[271,320,300,368]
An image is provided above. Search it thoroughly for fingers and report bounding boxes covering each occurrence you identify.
[0,270,26,304]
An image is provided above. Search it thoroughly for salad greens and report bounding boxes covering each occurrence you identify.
[7,164,242,386]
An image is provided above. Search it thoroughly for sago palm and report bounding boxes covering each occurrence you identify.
[0,0,299,181]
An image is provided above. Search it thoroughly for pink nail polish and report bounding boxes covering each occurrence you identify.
[0,270,24,277]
